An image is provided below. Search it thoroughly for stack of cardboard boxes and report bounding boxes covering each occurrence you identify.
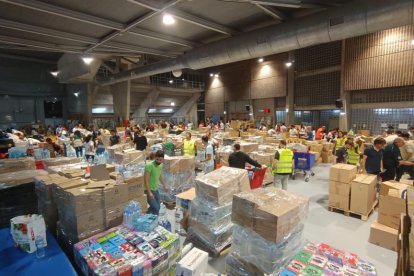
[328,164,358,211]
[249,151,274,184]
[309,143,323,165]
[321,143,336,164]
[188,166,250,255]
[239,142,259,154]
[369,181,409,252]
[226,188,309,275]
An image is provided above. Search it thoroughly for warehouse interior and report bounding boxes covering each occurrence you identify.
[0,0,413,275]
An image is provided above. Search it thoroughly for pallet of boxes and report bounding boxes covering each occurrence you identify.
[369,180,411,253]
[329,164,377,220]
[187,166,250,256]
[397,184,414,275]
[160,155,195,205]
[226,188,309,275]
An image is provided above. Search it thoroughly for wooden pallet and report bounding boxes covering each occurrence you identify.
[328,200,378,221]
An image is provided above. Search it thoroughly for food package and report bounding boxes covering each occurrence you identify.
[176,247,208,276]
[10,214,47,253]
[163,156,195,173]
[114,149,145,165]
[195,166,250,205]
[232,187,309,242]
[369,221,399,251]
[231,224,304,274]
[0,157,35,173]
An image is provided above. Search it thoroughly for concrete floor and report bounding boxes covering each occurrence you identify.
[198,164,397,275]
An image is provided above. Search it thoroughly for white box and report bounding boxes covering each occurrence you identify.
[176,248,208,276]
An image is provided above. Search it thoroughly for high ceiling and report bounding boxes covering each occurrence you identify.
[0,0,352,65]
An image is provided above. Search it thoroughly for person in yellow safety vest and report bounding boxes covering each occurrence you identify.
[336,140,361,166]
[272,140,294,190]
[180,132,196,156]
[334,131,345,152]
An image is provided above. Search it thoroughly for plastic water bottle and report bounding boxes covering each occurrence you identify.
[158,203,171,231]
[175,207,184,235]
[35,236,46,258]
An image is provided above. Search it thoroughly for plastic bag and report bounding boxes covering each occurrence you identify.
[10,214,47,253]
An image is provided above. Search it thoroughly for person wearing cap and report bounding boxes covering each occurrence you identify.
[272,140,294,190]
[228,143,262,170]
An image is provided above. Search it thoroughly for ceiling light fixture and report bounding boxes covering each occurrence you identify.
[285,62,293,68]
[214,74,219,78]
[258,58,264,63]
[82,57,94,65]
[73,92,80,97]
[169,80,173,84]
[171,102,175,106]
[182,78,185,81]
[210,73,214,77]
[163,14,175,25]
[50,71,59,77]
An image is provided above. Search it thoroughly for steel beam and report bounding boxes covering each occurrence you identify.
[0,35,84,53]
[255,4,289,21]
[0,53,56,64]
[128,29,200,48]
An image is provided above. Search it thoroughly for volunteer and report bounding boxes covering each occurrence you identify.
[109,129,120,146]
[180,132,196,157]
[334,131,346,152]
[144,150,169,215]
[315,126,326,140]
[84,134,95,162]
[336,140,360,166]
[361,137,386,176]
[382,137,404,181]
[228,143,262,169]
[134,130,148,151]
[45,137,62,158]
[272,140,294,190]
[200,135,215,173]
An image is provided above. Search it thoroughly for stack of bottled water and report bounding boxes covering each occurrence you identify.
[123,200,142,229]
[115,162,145,179]
[158,203,171,232]
[134,214,158,232]
[8,147,27,159]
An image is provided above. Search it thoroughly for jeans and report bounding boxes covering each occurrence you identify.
[382,167,396,182]
[75,146,83,158]
[147,190,160,215]
[274,174,289,190]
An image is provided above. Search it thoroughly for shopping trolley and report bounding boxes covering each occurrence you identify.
[292,152,315,182]
[246,166,267,189]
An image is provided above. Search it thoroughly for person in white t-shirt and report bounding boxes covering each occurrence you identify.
[200,135,214,174]
[83,134,95,162]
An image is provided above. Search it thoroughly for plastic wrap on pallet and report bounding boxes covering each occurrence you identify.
[287,143,308,152]
[231,224,304,274]
[249,151,274,166]
[0,169,48,189]
[116,162,145,179]
[73,225,180,276]
[195,166,250,206]
[114,149,145,165]
[216,145,234,166]
[226,252,273,276]
[0,157,35,173]
[187,220,233,255]
[163,156,195,173]
[232,187,309,242]
[42,157,80,169]
[189,197,232,228]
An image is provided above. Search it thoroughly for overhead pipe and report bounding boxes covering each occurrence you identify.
[99,0,414,86]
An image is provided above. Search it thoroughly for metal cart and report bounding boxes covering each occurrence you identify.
[247,166,267,189]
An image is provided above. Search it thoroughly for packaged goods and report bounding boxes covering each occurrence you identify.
[378,181,408,229]
[321,151,332,163]
[287,143,308,152]
[190,198,232,228]
[328,194,350,211]
[195,166,250,205]
[232,187,309,242]
[350,174,377,215]
[10,214,47,253]
[163,156,195,173]
[329,163,357,183]
[309,144,323,153]
[226,252,267,276]
[42,157,80,169]
[329,181,350,197]
[216,145,233,166]
[369,221,399,251]
[176,247,208,276]
[0,157,35,173]
[114,149,145,165]
[231,224,304,274]
[322,143,334,152]
[239,142,259,153]
[249,152,274,166]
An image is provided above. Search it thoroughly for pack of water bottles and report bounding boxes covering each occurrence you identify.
[123,200,142,229]
[160,170,195,203]
[33,148,50,160]
[8,146,27,159]
[189,197,232,228]
[115,162,145,180]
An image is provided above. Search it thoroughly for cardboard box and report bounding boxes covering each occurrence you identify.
[239,142,259,153]
[407,186,414,219]
[133,195,148,213]
[63,185,104,213]
[103,183,129,208]
[249,152,274,166]
[350,174,377,215]
[309,151,321,161]
[195,166,250,205]
[265,137,278,144]
[329,164,357,183]
[114,150,145,165]
[328,155,337,164]
[321,151,332,163]
[328,194,350,211]
[358,129,371,137]
[124,176,145,200]
[163,156,196,173]
[177,247,209,276]
[329,181,350,196]
[105,203,126,228]
[369,221,399,251]
[322,143,334,153]
[176,188,196,211]
[309,144,323,153]
[0,157,35,173]
[42,157,80,169]
[232,187,309,242]
[378,181,408,229]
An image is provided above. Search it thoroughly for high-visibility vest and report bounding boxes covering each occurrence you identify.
[335,138,344,150]
[183,139,195,156]
[272,148,294,174]
[347,148,360,165]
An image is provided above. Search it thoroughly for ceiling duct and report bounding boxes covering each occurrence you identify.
[57,53,103,83]
[100,0,414,86]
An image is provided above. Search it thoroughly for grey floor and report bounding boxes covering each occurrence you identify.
[173,164,397,275]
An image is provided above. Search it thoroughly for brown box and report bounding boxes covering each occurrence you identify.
[164,156,196,173]
[322,143,335,153]
[124,175,145,199]
[328,155,337,164]
[0,157,35,173]
[321,151,332,163]
[309,144,323,153]
[358,129,371,137]
[249,152,274,166]
[133,195,148,213]
[329,181,350,196]
[232,187,309,242]
[406,186,414,219]
[239,142,259,153]
[105,203,126,228]
[378,181,408,229]
[369,221,399,251]
[329,194,350,211]
[309,151,321,161]
[114,150,145,165]
[350,174,377,215]
[329,164,357,183]
[265,137,278,144]
[63,185,104,213]
[42,157,80,168]
[195,166,250,205]
[103,183,129,208]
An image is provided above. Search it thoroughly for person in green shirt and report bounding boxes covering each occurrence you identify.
[144,150,168,215]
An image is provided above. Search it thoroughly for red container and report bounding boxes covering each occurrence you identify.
[247,167,267,190]
[35,160,44,170]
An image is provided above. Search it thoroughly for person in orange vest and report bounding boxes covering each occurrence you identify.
[315,126,326,140]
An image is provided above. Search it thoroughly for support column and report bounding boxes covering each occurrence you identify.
[286,51,295,125]
[131,89,160,124]
[86,83,98,126]
[172,93,201,122]
[111,81,131,124]
[339,40,351,131]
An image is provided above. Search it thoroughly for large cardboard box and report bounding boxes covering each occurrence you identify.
[309,144,323,153]
[195,166,250,205]
[322,143,335,153]
[42,157,79,168]
[321,151,332,163]
[0,157,35,173]
[369,221,399,251]
[124,175,145,200]
[407,186,414,220]
[232,187,309,242]
[328,194,350,211]
[176,247,209,276]
[329,164,357,183]
[163,156,196,173]
[103,183,128,208]
[350,174,377,215]
[63,185,104,213]
[309,151,321,161]
[378,181,408,229]
[329,181,350,196]
[239,142,259,153]
[249,152,274,166]
[358,129,371,137]
[114,149,145,165]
